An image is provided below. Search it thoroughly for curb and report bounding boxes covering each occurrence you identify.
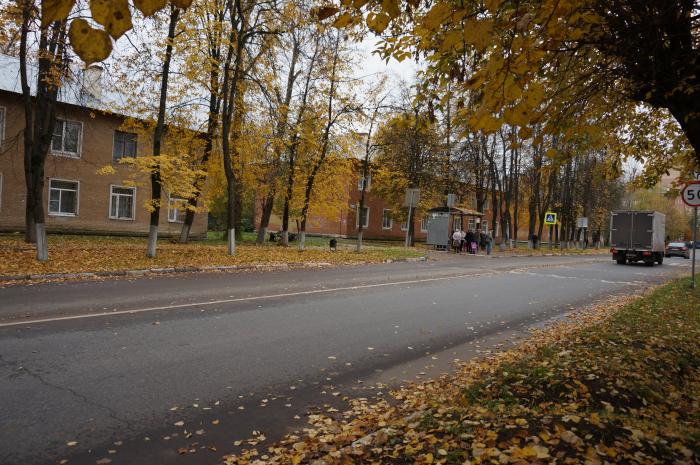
[490,252,608,259]
[0,256,428,284]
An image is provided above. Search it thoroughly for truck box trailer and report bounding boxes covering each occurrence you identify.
[609,211,666,266]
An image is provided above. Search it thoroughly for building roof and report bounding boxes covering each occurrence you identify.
[427,206,484,216]
[0,53,129,114]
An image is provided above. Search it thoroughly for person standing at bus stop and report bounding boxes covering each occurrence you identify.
[452,229,463,253]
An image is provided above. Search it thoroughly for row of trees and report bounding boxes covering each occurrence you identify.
[4,0,697,260]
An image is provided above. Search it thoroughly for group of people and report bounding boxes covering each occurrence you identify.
[452,228,493,255]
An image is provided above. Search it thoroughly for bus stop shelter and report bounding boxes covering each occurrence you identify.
[425,206,485,249]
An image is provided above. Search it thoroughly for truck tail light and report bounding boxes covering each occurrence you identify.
[682,247,688,251]
[610,248,616,253]
[643,251,652,256]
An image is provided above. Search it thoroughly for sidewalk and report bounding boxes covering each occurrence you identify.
[225,278,700,464]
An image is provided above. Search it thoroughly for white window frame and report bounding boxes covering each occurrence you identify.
[51,118,83,158]
[48,178,80,217]
[357,173,371,191]
[0,106,6,143]
[109,185,136,220]
[401,219,408,231]
[112,130,137,162]
[168,194,187,223]
[381,209,393,230]
[356,205,369,228]
[421,215,430,232]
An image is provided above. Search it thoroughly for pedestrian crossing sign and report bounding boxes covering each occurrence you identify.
[544,212,557,225]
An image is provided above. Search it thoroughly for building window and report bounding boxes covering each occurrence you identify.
[0,172,3,212]
[0,106,5,143]
[52,119,82,157]
[356,206,369,228]
[48,179,79,216]
[357,173,371,191]
[168,194,187,223]
[109,185,135,220]
[421,215,430,232]
[468,219,476,230]
[382,209,392,229]
[401,219,408,231]
[113,131,137,161]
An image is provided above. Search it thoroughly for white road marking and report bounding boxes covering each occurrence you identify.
[0,259,659,328]
[0,271,498,328]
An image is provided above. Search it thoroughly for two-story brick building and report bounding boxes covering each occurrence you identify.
[0,54,208,238]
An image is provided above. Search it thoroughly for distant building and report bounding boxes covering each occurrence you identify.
[0,54,208,238]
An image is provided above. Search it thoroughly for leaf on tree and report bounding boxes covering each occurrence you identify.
[41,0,75,27]
[133,0,167,17]
[315,6,340,20]
[366,11,390,33]
[332,12,353,28]
[90,0,133,39]
[69,19,113,64]
[171,0,193,9]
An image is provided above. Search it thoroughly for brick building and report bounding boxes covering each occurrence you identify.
[0,54,208,238]
[260,165,494,242]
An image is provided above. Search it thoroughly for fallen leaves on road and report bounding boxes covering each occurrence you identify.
[222,279,700,464]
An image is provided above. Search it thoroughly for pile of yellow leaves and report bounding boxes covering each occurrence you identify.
[224,279,699,465]
[0,235,423,277]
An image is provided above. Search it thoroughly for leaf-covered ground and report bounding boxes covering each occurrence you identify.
[225,279,700,465]
[0,234,424,276]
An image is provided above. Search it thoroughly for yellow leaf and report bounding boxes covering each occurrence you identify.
[42,0,75,27]
[366,11,390,33]
[291,454,303,465]
[352,0,369,8]
[133,0,166,17]
[332,12,353,28]
[424,452,434,464]
[90,0,132,39]
[382,0,400,18]
[462,19,493,51]
[316,6,340,20]
[69,19,113,64]
[171,0,193,9]
[484,0,501,12]
[421,2,451,30]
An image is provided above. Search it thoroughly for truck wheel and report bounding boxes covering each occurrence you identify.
[616,258,626,265]
[644,260,654,267]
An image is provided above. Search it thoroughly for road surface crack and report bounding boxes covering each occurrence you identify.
[0,354,138,433]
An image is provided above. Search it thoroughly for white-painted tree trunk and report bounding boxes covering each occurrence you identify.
[35,223,48,262]
[281,230,289,246]
[356,230,363,252]
[298,231,306,251]
[179,222,192,244]
[147,225,158,258]
[227,228,236,255]
[256,226,267,245]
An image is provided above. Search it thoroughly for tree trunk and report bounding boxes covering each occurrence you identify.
[256,192,275,244]
[21,17,67,260]
[148,7,180,258]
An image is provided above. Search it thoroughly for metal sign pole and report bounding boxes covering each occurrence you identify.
[693,206,698,289]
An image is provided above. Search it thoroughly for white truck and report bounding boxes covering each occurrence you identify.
[609,211,666,266]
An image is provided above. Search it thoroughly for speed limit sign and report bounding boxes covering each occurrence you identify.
[681,181,700,207]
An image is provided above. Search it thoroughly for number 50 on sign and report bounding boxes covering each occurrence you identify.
[682,181,700,207]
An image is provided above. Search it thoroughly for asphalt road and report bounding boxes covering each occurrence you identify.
[0,253,695,465]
